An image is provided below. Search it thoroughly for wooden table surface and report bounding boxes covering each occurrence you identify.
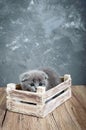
[0,86,86,130]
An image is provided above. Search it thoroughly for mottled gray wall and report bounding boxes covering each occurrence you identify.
[0,0,86,86]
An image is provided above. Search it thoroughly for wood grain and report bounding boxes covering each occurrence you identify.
[7,84,43,104]
[6,75,71,117]
[44,74,71,101]
[42,87,71,117]
[0,86,86,130]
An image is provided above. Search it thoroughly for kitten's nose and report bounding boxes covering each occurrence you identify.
[35,83,39,89]
[35,86,38,91]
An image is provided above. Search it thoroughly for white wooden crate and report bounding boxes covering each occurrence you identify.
[6,74,72,118]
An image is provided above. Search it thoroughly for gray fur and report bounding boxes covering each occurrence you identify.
[19,68,61,92]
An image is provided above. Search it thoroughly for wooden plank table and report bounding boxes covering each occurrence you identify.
[0,86,86,130]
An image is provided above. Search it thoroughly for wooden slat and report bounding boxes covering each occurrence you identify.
[6,87,71,118]
[44,75,71,101]
[72,86,86,108]
[52,101,82,130]
[7,89,43,104]
[42,87,71,117]
[6,98,43,118]
[0,88,7,128]
[1,110,23,130]
[6,75,72,118]
[0,86,86,130]
[6,84,44,104]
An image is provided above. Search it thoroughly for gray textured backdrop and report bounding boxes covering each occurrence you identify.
[0,0,86,86]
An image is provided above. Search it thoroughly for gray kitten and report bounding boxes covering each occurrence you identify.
[19,68,61,92]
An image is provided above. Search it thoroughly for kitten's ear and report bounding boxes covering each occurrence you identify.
[19,72,29,82]
[42,73,48,80]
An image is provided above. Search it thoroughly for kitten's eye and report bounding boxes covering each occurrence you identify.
[39,83,42,86]
[30,83,34,86]
[45,76,48,79]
